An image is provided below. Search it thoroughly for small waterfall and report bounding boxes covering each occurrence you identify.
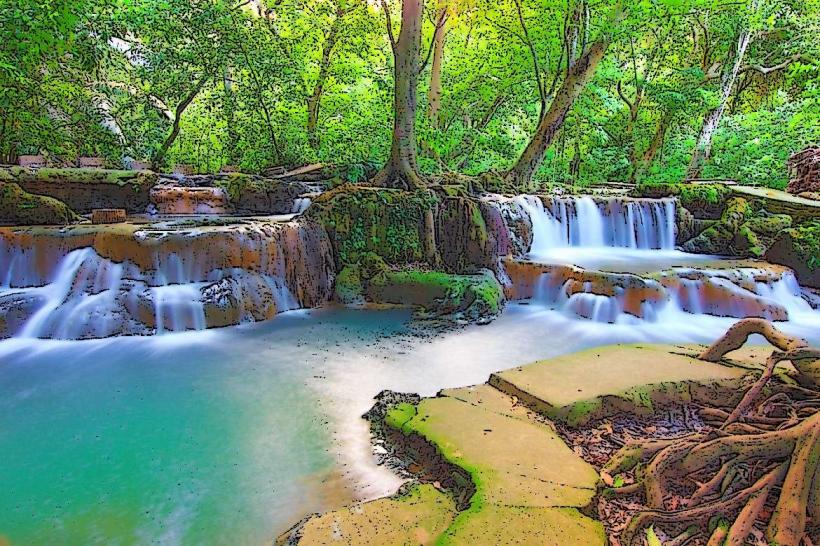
[0,220,335,339]
[507,260,815,325]
[150,186,231,215]
[514,195,677,254]
[292,198,312,215]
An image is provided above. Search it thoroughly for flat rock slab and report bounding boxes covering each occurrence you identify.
[390,389,604,545]
[295,484,456,546]
[490,344,748,425]
[731,185,820,222]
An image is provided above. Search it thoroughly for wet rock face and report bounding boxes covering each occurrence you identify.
[765,222,820,289]
[0,182,81,226]
[149,186,232,215]
[0,218,336,339]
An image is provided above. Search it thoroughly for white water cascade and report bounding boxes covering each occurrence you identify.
[515,195,677,254]
[0,221,335,340]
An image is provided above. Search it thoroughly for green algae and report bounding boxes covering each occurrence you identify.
[385,402,418,431]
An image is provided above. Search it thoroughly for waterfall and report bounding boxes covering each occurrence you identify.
[514,263,815,325]
[0,220,335,339]
[514,195,677,254]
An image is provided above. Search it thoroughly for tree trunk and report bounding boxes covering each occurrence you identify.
[686,10,756,180]
[505,39,609,190]
[427,5,447,128]
[153,76,209,170]
[373,0,426,190]
[307,9,342,150]
[223,66,240,165]
[630,111,671,184]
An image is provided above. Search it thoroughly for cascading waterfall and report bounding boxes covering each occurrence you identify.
[515,195,677,253]
[0,220,335,340]
[515,261,817,325]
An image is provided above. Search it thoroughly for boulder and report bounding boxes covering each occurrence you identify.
[2,167,157,213]
[682,197,751,254]
[0,182,80,225]
[765,222,820,289]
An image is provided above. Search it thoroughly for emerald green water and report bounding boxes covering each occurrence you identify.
[0,309,410,546]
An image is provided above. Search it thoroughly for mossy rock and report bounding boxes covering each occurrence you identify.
[765,221,820,288]
[3,167,157,213]
[742,213,792,236]
[309,185,439,266]
[5,167,157,186]
[367,268,504,323]
[334,264,365,304]
[682,197,752,255]
[0,182,81,226]
[732,225,764,257]
[632,183,733,219]
[212,174,305,214]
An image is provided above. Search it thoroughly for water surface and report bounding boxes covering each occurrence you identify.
[2,304,819,545]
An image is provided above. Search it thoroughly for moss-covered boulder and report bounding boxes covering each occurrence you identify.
[309,185,505,273]
[212,173,306,214]
[369,268,504,323]
[682,197,752,254]
[0,182,81,225]
[1,167,158,213]
[732,213,792,258]
[631,183,733,219]
[765,221,820,288]
[310,185,440,266]
[334,254,505,323]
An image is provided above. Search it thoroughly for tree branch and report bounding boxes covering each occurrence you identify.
[380,0,397,55]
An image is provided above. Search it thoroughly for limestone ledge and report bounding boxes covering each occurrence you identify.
[280,344,759,545]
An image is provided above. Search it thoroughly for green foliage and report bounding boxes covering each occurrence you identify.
[1,0,817,185]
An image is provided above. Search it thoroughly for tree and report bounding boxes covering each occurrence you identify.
[372,0,427,189]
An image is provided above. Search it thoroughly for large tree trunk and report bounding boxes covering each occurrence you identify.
[307,8,342,150]
[686,13,755,180]
[153,76,209,170]
[505,39,609,190]
[373,0,425,190]
[427,5,447,128]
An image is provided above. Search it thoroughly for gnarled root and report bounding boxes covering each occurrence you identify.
[698,318,807,362]
[604,319,819,546]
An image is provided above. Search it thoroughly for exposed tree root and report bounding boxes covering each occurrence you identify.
[602,319,819,545]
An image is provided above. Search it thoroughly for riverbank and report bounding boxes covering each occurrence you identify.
[278,342,789,545]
